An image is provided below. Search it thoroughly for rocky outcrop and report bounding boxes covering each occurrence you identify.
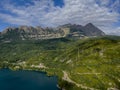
[0,23,105,41]
[83,23,105,36]
[59,23,105,37]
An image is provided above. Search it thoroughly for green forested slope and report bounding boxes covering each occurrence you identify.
[0,36,120,90]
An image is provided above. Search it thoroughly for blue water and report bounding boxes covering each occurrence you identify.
[0,69,59,90]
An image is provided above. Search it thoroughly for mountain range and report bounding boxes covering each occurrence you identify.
[0,22,120,90]
[0,23,105,41]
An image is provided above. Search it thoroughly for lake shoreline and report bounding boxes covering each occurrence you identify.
[0,68,60,90]
[0,68,66,90]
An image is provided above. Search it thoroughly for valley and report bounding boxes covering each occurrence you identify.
[0,0,120,90]
[0,36,120,90]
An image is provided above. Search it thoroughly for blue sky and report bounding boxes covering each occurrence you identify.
[0,0,120,35]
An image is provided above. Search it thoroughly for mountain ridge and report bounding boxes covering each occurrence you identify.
[0,23,105,41]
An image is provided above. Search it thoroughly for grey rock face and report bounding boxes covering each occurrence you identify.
[59,23,105,38]
[83,23,105,36]
[0,23,105,41]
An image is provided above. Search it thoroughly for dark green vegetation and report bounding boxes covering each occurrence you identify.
[0,36,120,90]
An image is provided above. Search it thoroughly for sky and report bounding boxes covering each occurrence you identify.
[0,0,120,35]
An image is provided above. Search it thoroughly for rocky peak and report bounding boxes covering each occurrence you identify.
[85,23,94,27]
[35,26,43,30]
[1,27,16,34]
[59,23,72,28]
[83,23,105,36]
[0,23,105,41]
[18,26,29,30]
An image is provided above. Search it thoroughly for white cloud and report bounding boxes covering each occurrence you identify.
[0,0,120,34]
[108,27,120,36]
[98,0,112,6]
[111,0,120,12]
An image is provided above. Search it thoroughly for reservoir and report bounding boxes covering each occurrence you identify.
[0,69,59,90]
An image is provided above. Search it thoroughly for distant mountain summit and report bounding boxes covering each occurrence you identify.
[59,23,105,37]
[0,23,105,41]
[83,23,105,36]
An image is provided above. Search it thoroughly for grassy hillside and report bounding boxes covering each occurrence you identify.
[0,36,120,90]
